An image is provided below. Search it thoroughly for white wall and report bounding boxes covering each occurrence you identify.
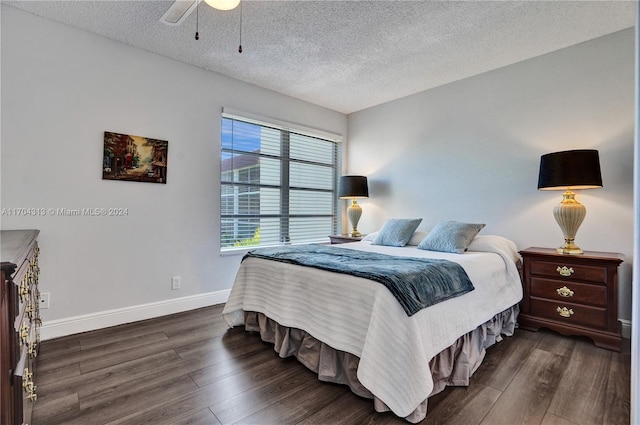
[0,6,347,332]
[347,29,635,325]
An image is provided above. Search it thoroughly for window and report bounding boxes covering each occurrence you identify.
[221,112,340,251]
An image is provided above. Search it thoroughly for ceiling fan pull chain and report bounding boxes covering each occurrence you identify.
[238,1,243,53]
[195,0,200,40]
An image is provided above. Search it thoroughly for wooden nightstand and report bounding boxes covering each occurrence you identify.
[518,247,623,351]
[328,235,363,244]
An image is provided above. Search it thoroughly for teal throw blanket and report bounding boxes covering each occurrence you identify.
[243,244,474,316]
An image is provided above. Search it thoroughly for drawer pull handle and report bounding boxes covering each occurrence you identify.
[556,286,574,297]
[557,306,574,318]
[557,266,574,277]
[19,323,30,345]
[25,302,35,316]
[28,342,38,358]
[22,368,32,391]
[22,367,37,401]
[19,279,30,302]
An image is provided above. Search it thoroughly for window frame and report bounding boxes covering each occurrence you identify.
[220,109,342,253]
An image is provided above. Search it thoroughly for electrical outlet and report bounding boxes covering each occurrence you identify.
[39,292,50,309]
[171,276,181,290]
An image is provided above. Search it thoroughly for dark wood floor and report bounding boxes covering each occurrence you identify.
[31,304,630,425]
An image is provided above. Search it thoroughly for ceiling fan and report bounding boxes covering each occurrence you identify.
[160,0,240,26]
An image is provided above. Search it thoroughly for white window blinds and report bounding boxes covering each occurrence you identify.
[221,112,340,251]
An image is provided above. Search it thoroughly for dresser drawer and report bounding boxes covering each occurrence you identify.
[529,260,606,284]
[530,277,607,307]
[530,298,607,329]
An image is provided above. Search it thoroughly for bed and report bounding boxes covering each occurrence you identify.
[222,227,523,423]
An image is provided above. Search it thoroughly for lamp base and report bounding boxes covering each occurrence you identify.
[553,189,586,255]
[347,200,362,238]
[557,240,584,255]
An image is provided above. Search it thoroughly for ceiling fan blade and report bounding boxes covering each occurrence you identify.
[160,0,198,26]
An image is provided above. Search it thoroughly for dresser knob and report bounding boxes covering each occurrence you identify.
[557,306,574,318]
[556,266,574,277]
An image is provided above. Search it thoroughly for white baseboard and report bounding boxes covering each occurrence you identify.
[40,289,231,341]
[620,319,632,339]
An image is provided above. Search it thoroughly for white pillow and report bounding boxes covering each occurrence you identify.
[361,232,378,242]
[467,235,520,263]
[407,230,429,246]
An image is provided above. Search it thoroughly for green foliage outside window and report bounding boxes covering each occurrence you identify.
[234,227,261,247]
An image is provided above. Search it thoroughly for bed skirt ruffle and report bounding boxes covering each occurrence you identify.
[242,304,519,423]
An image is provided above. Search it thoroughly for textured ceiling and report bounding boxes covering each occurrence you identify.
[4,1,636,114]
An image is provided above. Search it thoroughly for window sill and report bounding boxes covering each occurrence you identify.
[220,239,331,256]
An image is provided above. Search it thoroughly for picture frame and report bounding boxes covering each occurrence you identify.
[102,131,168,184]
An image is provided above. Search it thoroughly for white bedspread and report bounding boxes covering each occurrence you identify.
[222,235,523,419]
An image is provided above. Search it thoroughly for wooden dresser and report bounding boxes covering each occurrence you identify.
[1,230,40,425]
[518,247,623,351]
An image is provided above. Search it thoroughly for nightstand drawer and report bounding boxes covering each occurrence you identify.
[529,260,606,284]
[530,298,607,329]
[530,277,607,307]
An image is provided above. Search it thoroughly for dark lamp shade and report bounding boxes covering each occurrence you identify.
[339,175,369,199]
[538,149,603,191]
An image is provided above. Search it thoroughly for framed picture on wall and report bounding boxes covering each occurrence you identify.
[102,131,168,184]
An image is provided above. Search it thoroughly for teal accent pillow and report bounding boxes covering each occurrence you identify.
[371,218,423,247]
[418,221,485,254]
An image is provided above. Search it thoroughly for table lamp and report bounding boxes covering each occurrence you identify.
[538,149,602,254]
[339,176,369,237]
